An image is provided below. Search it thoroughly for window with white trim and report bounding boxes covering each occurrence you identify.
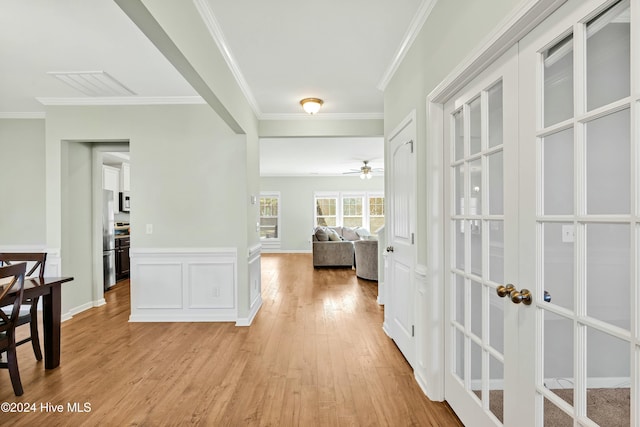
[259,192,280,240]
[314,192,384,234]
[368,195,385,235]
[315,195,338,226]
[342,196,364,228]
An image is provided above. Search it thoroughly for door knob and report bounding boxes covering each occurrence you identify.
[496,284,516,298]
[510,289,532,305]
[386,246,394,252]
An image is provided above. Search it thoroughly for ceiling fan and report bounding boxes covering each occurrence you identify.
[343,160,384,179]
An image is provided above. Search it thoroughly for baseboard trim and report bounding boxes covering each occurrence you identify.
[382,322,392,338]
[544,377,630,389]
[261,249,312,254]
[129,312,237,322]
[61,299,101,322]
[237,296,263,326]
[415,370,444,402]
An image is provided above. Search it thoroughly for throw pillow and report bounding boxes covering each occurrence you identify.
[355,227,371,238]
[342,227,359,241]
[314,227,329,241]
[328,229,342,241]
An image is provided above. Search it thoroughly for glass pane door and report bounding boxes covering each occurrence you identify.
[525,0,636,424]
[444,45,519,423]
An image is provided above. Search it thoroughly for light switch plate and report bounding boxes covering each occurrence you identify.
[561,224,574,243]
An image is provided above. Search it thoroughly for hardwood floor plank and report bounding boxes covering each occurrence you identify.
[0,254,462,426]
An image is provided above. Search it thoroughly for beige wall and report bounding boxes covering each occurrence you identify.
[60,140,94,311]
[384,0,522,264]
[260,176,384,251]
[0,119,46,245]
[44,104,250,314]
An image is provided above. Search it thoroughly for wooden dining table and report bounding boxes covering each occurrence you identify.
[0,276,74,369]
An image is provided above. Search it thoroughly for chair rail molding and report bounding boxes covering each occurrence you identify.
[129,247,238,322]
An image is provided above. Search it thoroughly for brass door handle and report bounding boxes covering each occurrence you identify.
[496,284,516,298]
[497,284,532,305]
[511,289,532,305]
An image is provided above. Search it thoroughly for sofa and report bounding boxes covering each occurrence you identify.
[354,239,378,281]
[312,226,369,267]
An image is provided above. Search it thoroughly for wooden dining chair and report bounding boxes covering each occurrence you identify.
[0,262,27,396]
[0,253,47,361]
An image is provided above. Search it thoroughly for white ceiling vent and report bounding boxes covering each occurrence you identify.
[48,71,136,96]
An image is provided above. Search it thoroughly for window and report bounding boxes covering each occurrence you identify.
[315,196,337,226]
[314,192,384,233]
[259,193,280,240]
[369,196,385,235]
[342,196,363,227]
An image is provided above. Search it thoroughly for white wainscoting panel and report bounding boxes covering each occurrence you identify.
[188,262,234,309]
[238,243,263,326]
[248,244,261,308]
[45,248,62,277]
[413,263,444,401]
[137,263,183,309]
[0,246,61,277]
[129,248,237,322]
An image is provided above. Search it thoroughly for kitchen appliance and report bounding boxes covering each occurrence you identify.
[119,191,130,212]
[103,190,116,291]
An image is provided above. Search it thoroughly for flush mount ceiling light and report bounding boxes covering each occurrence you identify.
[300,98,323,115]
[48,71,136,97]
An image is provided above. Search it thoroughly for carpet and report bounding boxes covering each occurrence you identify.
[478,388,630,426]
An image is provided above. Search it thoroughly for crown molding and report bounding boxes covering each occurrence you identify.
[258,112,384,121]
[377,0,438,91]
[428,0,567,103]
[0,112,46,119]
[36,96,206,106]
[193,0,262,116]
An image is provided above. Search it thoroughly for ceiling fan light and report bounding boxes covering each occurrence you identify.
[366,173,373,179]
[300,98,323,114]
[360,172,366,180]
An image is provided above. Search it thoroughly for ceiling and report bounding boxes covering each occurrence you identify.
[1,0,431,175]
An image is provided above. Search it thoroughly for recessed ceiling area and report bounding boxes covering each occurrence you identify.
[0,0,197,114]
[203,0,425,116]
[2,1,429,174]
[260,137,384,177]
[1,0,428,117]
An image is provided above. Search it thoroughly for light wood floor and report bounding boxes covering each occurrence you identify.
[0,253,462,426]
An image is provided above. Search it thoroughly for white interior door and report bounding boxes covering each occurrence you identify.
[385,116,416,367]
[518,0,637,424]
[443,45,520,427]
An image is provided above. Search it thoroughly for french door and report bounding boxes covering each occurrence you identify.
[444,0,638,425]
[444,45,520,426]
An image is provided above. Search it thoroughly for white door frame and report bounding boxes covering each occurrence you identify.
[422,0,568,403]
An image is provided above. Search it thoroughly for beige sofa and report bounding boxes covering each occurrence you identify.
[354,239,378,281]
[312,226,365,267]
